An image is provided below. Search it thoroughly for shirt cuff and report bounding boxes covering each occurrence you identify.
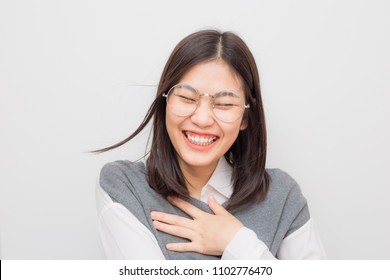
[221,227,276,260]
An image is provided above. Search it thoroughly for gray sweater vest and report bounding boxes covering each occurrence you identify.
[99,161,310,259]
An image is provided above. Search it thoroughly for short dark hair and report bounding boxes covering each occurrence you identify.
[94,30,270,210]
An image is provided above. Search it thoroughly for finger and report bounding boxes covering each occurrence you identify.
[208,195,228,215]
[168,196,204,218]
[166,242,200,253]
[150,211,194,229]
[152,220,196,240]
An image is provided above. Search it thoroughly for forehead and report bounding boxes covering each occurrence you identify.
[178,60,244,96]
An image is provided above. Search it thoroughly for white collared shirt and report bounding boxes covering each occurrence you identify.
[96,158,327,259]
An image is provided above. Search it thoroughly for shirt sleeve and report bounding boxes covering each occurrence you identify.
[221,227,276,259]
[96,183,165,260]
[276,219,327,259]
[221,220,327,260]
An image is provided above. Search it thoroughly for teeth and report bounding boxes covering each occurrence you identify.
[185,133,217,146]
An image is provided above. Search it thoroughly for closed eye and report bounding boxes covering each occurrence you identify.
[214,103,237,109]
[176,94,197,103]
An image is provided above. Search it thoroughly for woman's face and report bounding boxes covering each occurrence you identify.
[165,60,247,174]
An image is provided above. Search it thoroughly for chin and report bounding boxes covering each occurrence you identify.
[179,154,219,169]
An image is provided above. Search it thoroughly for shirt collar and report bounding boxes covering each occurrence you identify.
[202,157,233,200]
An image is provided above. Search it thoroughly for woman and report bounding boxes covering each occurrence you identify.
[95,30,326,259]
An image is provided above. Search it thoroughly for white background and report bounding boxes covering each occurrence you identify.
[0,0,389,259]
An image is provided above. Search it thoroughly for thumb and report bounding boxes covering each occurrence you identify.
[208,195,227,215]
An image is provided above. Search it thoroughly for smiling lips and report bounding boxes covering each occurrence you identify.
[183,131,218,146]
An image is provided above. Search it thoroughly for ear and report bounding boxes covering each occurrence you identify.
[240,118,248,130]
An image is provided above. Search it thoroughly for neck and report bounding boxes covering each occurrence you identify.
[179,160,219,199]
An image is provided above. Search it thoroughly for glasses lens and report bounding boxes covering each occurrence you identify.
[166,85,198,117]
[213,91,244,122]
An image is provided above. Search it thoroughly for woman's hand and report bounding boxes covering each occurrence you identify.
[150,195,243,256]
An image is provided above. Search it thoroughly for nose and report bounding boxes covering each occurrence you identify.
[190,97,215,128]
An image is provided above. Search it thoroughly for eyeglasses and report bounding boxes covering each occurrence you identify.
[162,84,250,123]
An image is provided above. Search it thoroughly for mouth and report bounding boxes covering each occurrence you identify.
[183,131,218,146]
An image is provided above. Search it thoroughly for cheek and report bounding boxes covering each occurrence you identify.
[222,124,242,144]
[165,112,183,142]
[165,113,175,139]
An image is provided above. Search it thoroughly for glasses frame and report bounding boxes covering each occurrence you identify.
[162,83,250,123]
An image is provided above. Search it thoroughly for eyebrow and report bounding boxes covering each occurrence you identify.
[216,91,241,98]
[178,83,242,98]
